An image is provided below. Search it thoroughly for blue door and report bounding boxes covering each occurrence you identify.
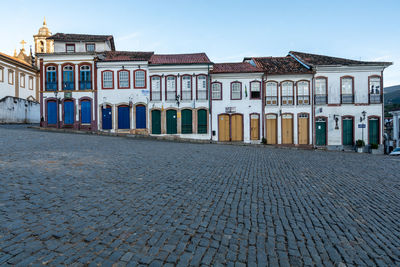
[118,106,130,129]
[64,101,74,125]
[47,101,57,125]
[136,105,146,129]
[81,100,91,124]
[102,106,112,130]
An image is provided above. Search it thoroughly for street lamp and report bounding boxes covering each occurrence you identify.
[361,111,367,143]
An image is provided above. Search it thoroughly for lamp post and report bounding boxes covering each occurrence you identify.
[361,110,367,143]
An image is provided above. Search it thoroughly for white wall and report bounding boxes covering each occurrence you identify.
[0,96,39,123]
[53,41,111,53]
[211,72,264,143]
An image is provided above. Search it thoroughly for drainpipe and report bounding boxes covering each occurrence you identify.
[94,58,98,131]
[381,69,384,146]
[262,72,267,139]
[312,73,315,148]
[40,58,44,127]
[208,64,212,141]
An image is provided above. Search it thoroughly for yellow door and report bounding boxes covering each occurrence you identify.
[250,114,259,140]
[231,114,243,141]
[218,114,230,141]
[266,114,277,144]
[298,114,309,145]
[282,114,293,144]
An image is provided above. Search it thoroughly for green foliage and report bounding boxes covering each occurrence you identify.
[356,139,365,147]
[261,137,267,145]
[371,143,379,149]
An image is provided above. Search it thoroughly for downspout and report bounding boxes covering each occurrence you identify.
[381,69,384,146]
[262,72,267,140]
[208,64,212,141]
[40,58,44,127]
[312,73,315,148]
[94,58,98,131]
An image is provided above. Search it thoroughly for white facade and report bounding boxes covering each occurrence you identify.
[211,72,263,143]
[54,41,112,53]
[390,110,400,148]
[314,65,385,148]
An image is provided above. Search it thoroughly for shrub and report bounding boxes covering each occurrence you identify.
[371,143,379,149]
[356,139,365,147]
[261,137,267,145]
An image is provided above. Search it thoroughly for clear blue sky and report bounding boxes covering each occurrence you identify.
[1,0,399,86]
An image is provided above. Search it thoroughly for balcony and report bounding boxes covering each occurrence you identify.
[265,96,277,105]
[63,82,74,91]
[45,82,57,91]
[315,95,327,105]
[341,94,354,104]
[369,94,381,104]
[79,81,92,90]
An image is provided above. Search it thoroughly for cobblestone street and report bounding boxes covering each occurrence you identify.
[0,125,399,266]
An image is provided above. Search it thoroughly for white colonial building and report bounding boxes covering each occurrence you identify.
[37,33,115,129]
[36,29,392,151]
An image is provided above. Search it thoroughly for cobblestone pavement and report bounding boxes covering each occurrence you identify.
[0,125,399,266]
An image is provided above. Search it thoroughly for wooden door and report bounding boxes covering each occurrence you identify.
[197,109,207,134]
[282,114,293,144]
[64,100,74,125]
[231,114,243,141]
[316,118,326,146]
[250,114,259,140]
[369,118,379,145]
[266,114,277,144]
[181,109,193,134]
[47,101,57,125]
[118,106,130,129]
[136,105,146,129]
[342,117,353,145]
[218,114,230,141]
[151,110,161,134]
[102,106,112,130]
[166,110,177,134]
[298,113,309,145]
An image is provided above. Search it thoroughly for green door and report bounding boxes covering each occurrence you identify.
[342,118,353,145]
[151,110,161,134]
[166,110,177,134]
[197,109,207,134]
[181,109,192,134]
[369,118,379,145]
[316,118,326,146]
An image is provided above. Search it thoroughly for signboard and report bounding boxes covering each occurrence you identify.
[225,107,236,113]
[64,92,72,98]
[358,124,366,128]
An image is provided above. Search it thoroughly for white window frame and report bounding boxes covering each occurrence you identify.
[151,76,161,101]
[118,70,129,88]
[181,75,192,100]
[20,74,25,88]
[231,82,241,100]
[134,70,146,88]
[29,76,34,90]
[297,81,309,105]
[281,81,294,105]
[197,75,207,100]
[166,76,176,100]
[212,82,222,100]
[266,82,278,105]
[8,70,14,85]
[102,71,113,89]
[0,68,3,82]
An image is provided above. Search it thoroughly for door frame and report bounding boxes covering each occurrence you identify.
[265,113,278,144]
[249,112,260,140]
[61,98,76,127]
[218,113,230,142]
[99,103,113,130]
[315,116,328,146]
[135,104,147,129]
[79,97,93,126]
[297,112,309,145]
[166,108,178,134]
[281,112,294,144]
[341,115,355,146]
[368,115,380,144]
[150,108,161,134]
[230,113,244,141]
[117,104,131,130]
[45,98,58,127]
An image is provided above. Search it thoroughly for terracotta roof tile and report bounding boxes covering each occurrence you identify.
[150,53,211,65]
[99,51,154,62]
[251,56,313,75]
[211,62,263,74]
[0,52,37,71]
[290,51,392,67]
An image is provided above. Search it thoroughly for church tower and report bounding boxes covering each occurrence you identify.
[33,18,53,54]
